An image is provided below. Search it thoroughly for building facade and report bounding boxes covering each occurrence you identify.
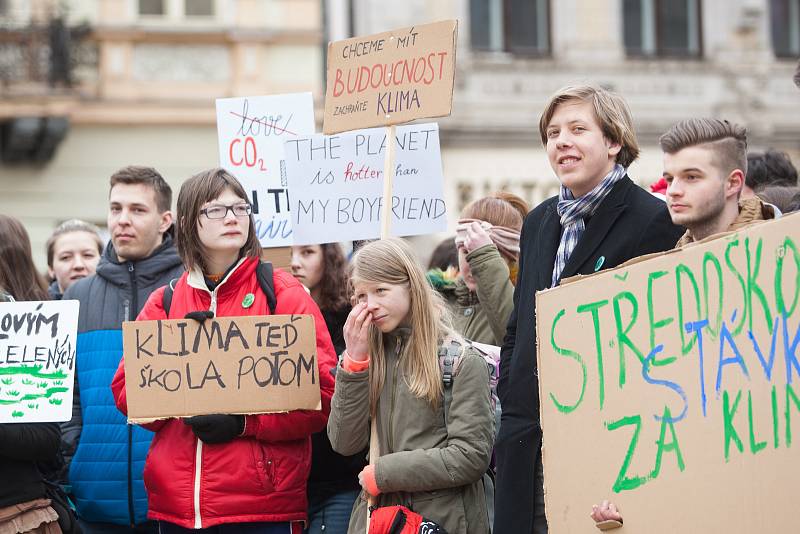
[1,0,798,268]
[0,0,324,266]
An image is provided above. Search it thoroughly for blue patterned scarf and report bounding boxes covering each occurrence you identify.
[551,164,626,287]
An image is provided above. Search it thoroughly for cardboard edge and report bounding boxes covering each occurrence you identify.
[533,291,555,525]
[557,212,799,287]
[128,408,303,425]
[322,40,335,135]
[447,20,458,112]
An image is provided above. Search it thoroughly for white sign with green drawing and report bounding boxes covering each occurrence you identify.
[0,300,77,423]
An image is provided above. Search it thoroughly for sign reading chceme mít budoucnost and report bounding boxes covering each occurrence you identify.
[323,20,457,134]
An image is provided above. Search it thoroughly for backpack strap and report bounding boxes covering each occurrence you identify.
[439,339,465,425]
[256,261,277,315]
[162,278,179,317]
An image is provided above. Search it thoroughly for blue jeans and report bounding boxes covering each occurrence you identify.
[77,520,157,534]
[305,490,359,534]
[157,521,294,534]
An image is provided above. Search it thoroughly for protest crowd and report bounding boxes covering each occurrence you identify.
[1,24,800,534]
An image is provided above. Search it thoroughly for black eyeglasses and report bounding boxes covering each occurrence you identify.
[200,203,252,220]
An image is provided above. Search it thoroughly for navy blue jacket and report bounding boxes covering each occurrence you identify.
[61,236,183,525]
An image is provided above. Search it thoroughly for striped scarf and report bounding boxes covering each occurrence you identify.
[551,164,626,287]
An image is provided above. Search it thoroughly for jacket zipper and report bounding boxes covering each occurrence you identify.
[127,262,137,526]
[387,337,402,453]
[193,440,203,528]
[192,285,219,528]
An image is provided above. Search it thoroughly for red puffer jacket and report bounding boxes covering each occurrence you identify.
[111,257,337,529]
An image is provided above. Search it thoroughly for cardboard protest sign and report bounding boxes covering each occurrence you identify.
[260,246,292,273]
[0,300,77,423]
[122,314,321,423]
[216,93,315,247]
[323,20,457,134]
[536,214,800,532]
[284,123,446,245]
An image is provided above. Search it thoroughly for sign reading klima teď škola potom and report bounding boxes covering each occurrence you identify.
[323,20,457,134]
[122,314,321,423]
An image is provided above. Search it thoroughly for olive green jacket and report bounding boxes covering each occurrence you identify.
[446,244,515,346]
[327,330,494,534]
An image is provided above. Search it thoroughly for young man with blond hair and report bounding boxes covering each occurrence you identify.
[494,85,683,534]
[661,118,776,247]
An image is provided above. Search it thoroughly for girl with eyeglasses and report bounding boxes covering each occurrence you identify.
[111,168,338,534]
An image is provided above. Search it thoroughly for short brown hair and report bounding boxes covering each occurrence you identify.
[461,191,529,231]
[176,168,261,273]
[539,84,640,167]
[659,119,747,177]
[46,219,104,268]
[109,166,172,213]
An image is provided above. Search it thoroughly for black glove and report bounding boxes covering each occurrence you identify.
[184,310,215,322]
[183,414,245,444]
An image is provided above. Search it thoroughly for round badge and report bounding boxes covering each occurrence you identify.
[242,293,255,308]
[594,256,606,272]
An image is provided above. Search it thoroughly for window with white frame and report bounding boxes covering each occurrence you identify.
[470,0,550,56]
[771,0,800,58]
[623,0,702,57]
[185,0,214,17]
[138,0,165,16]
[138,0,215,19]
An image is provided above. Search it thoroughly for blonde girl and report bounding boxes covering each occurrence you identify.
[327,238,494,534]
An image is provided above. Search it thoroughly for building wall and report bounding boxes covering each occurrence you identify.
[1,0,799,269]
[0,0,323,268]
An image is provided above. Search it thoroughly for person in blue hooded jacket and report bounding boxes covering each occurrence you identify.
[62,166,184,534]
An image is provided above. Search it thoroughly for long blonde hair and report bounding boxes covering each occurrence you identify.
[351,239,459,415]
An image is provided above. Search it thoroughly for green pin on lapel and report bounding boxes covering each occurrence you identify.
[242,293,255,309]
[594,256,605,272]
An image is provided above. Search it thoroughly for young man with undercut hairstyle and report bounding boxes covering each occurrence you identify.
[590,118,779,531]
[62,166,184,534]
[494,85,683,534]
[660,119,777,248]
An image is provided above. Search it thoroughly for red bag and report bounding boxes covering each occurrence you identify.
[368,505,449,534]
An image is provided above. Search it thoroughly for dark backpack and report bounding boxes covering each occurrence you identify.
[162,261,277,316]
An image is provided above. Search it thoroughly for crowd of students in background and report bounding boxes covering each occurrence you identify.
[1,78,800,534]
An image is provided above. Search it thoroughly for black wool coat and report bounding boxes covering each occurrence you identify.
[0,422,61,507]
[493,176,685,534]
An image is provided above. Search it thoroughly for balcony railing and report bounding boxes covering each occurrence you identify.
[0,18,95,93]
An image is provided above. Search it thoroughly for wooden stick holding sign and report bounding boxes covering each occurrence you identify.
[365,123,397,531]
[380,125,398,238]
[322,20,458,532]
